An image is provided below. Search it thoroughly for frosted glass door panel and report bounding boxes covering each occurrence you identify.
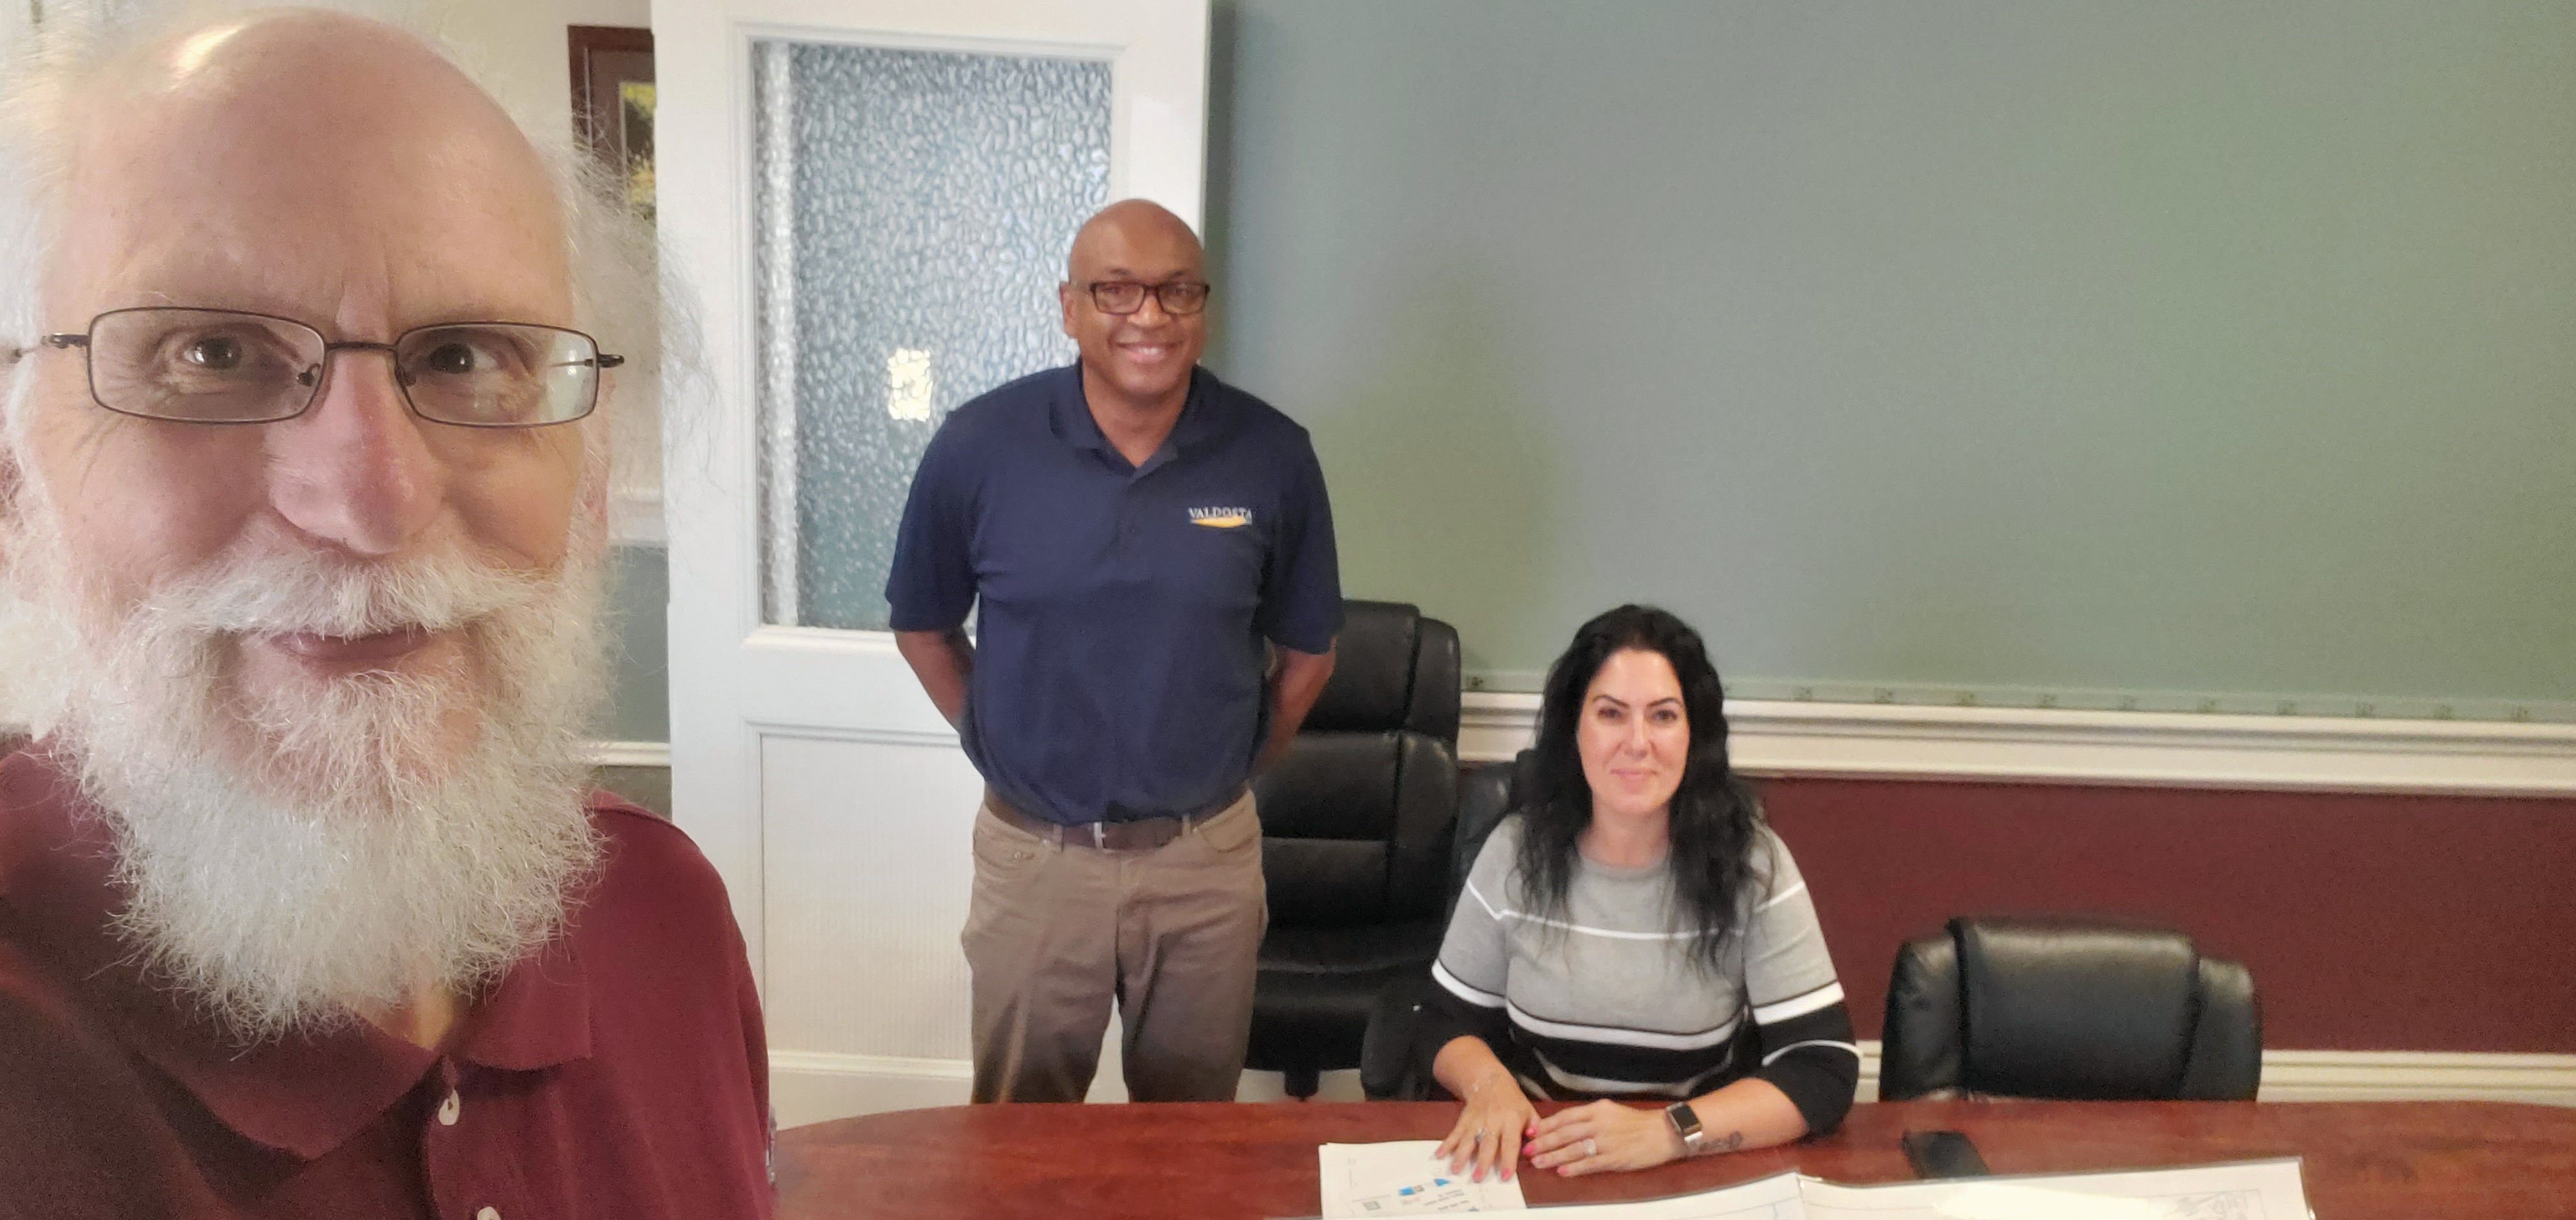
[753,42,1111,629]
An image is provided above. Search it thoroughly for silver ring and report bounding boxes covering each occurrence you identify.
[1584,1137,1599,1158]
[1472,1128,1487,1144]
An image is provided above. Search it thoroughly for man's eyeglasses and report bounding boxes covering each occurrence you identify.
[1,307,622,428]
[1082,280,1211,317]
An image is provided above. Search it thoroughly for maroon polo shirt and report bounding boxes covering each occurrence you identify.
[0,745,774,1219]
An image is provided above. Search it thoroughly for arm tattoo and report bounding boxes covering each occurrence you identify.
[1714,1130,1745,1155]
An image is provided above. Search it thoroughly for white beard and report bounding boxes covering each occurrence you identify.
[2,487,608,1043]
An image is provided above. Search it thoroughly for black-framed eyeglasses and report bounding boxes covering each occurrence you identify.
[1082,279,1211,317]
[3,307,623,428]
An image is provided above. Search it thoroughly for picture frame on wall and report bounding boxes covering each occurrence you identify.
[567,23,666,546]
[569,24,655,219]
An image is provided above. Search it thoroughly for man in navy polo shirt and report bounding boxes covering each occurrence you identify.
[887,200,1341,1103]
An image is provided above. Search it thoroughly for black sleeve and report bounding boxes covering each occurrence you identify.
[1749,1001,1860,1136]
[1412,970,1513,1099]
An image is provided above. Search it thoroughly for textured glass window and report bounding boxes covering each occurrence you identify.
[752,42,1112,629]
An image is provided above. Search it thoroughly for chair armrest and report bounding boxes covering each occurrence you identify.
[1879,932,1963,1101]
[1361,972,1437,1101]
[2179,957,2263,1100]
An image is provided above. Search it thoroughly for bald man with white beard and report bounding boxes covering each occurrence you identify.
[0,12,769,1217]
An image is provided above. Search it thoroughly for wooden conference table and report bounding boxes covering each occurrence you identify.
[778,1098,2576,1219]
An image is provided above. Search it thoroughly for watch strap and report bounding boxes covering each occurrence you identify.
[1665,1101,1705,1154]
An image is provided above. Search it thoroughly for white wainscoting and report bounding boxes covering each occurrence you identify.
[756,731,985,1071]
[768,1046,2576,1129]
[2251,1051,2576,1104]
[1458,694,2576,797]
[585,740,673,768]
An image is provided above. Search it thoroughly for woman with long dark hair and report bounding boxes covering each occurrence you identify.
[1424,605,1858,1182]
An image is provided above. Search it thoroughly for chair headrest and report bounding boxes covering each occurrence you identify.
[1306,600,1456,735]
[1955,917,2203,1100]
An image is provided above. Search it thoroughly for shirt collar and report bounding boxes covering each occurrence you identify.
[1048,362,1234,472]
[1166,367,1239,452]
[0,744,593,1161]
[1047,364,1114,456]
[458,925,592,1071]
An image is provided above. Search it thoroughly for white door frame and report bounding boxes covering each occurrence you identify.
[652,0,1209,1121]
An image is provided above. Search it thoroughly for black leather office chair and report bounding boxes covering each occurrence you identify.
[1246,601,1461,1098]
[1357,751,1528,1101]
[1879,916,2262,1101]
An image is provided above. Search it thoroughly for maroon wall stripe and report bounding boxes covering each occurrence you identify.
[1761,777,2576,1053]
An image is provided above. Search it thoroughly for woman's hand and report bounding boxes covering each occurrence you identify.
[1434,1073,1541,1183]
[1524,1099,1687,1177]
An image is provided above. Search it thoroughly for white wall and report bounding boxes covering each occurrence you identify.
[6,0,649,145]
[408,0,653,143]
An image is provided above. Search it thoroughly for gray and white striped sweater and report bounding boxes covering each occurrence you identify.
[1422,816,1860,1132]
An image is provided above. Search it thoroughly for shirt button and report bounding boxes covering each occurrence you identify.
[438,1090,461,1126]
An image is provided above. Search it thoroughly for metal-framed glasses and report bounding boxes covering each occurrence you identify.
[1082,279,1211,317]
[8,307,623,427]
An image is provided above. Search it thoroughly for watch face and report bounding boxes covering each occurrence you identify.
[1666,1102,1702,1140]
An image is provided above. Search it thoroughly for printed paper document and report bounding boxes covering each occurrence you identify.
[1312,1145,2305,1220]
[1318,1141,1530,1215]
[1485,1158,2307,1220]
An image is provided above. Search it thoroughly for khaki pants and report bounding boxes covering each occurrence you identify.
[961,790,1268,1103]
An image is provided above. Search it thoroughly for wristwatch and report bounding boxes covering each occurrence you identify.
[1665,1101,1707,1156]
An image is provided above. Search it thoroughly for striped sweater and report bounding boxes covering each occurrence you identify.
[1422,816,1859,1132]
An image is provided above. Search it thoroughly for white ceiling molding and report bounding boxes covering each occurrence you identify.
[1459,692,2576,798]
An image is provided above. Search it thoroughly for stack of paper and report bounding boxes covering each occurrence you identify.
[1315,1143,2307,1220]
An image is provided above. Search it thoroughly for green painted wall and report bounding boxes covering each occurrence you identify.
[603,545,669,744]
[1202,0,2576,720]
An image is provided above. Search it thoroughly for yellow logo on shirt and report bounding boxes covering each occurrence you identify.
[1188,506,1253,528]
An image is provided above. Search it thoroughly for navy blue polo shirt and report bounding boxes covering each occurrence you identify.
[885,363,1342,826]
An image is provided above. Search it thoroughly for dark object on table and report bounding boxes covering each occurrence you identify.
[1247,600,1461,1099]
[1879,916,2262,1101]
[1900,1128,1992,1178]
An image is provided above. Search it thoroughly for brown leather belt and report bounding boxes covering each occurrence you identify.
[982,785,1246,852]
